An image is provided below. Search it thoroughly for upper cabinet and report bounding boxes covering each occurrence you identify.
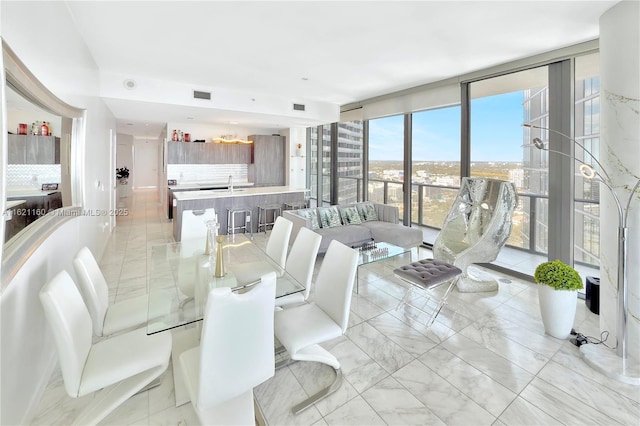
[8,135,60,164]
[249,135,285,186]
[167,141,252,164]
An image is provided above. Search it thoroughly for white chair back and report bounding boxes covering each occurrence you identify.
[72,246,109,336]
[313,240,358,333]
[39,270,93,398]
[265,216,293,267]
[181,208,216,243]
[197,272,276,409]
[285,227,321,299]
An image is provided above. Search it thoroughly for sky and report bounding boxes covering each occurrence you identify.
[368,91,525,162]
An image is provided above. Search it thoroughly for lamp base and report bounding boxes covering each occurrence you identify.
[579,344,640,386]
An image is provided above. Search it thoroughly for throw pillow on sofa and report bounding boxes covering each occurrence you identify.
[297,208,320,230]
[357,202,378,222]
[339,206,363,225]
[318,206,342,228]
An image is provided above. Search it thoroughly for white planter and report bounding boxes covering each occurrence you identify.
[538,285,578,339]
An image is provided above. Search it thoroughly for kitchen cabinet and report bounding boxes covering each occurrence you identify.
[6,192,62,225]
[249,135,285,186]
[7,135,60,164]
[4,200,28,242]
[167,141,251,164]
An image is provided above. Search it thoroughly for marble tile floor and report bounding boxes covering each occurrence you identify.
[31,189,639,426]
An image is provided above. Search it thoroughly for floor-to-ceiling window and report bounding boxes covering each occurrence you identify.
[336,120,364,204]
[574,53,601,268]
[308,127,319,205]
[411,106,461,232]
[470,66,550,254]
[368,115,404,218]
[321,125,332,206]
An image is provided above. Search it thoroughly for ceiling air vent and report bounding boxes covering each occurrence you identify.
[293,103,306,111]
[193,90,211,100]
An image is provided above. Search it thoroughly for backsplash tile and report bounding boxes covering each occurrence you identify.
[167,164,248,184]
[7,164,61,187]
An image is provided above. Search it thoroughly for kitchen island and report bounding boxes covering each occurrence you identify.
[166,181,254,219]
[172,186,307,241]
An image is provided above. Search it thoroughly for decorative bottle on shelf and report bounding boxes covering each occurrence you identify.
[40,121,49,136]
[172,129,178,141]
[31,122,37,135]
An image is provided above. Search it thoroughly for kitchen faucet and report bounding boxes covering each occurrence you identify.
[228,175,234,193]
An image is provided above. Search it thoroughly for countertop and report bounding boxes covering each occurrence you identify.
[168,181,254,190]
[6,189,61,198]
[4,200,27,210]
[173,185,308,201]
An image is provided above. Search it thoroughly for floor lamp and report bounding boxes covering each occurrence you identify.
[525,124,640,385]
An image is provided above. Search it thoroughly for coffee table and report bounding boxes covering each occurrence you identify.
[355,241,410,293]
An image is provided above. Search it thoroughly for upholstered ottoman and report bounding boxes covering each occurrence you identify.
[394,259,462,326]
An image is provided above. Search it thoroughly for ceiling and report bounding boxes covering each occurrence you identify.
[60,1,617,139]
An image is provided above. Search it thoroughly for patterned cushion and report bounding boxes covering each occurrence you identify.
[339,206,363,225]
[357,202,378,222]
[318,206,342,228]
[297,208,320,230]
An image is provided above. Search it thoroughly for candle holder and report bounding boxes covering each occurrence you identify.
[214,235,225,277]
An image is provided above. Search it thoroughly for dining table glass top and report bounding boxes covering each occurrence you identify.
[146,233,304,335]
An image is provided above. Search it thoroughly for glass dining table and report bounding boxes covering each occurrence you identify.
[146,233,305,335]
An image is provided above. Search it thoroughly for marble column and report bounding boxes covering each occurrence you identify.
[599,1,640,359]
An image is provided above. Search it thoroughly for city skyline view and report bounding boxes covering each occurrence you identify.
[368,92,525,162]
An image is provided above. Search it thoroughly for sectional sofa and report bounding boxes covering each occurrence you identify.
[283,202,423,254]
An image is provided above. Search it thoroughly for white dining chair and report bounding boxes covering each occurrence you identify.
[181,208,217,246]
[39,270,172,426]
[73,246,167,337]
[179,272,277,425]
[274,240,358,414]
[275,227,322,308]
[231,216,293,285]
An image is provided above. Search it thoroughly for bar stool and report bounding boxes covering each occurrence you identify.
[284,200,308,210]
[227,207,253,236]
[257,203,282,233]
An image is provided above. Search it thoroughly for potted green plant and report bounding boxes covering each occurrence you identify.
[116,167,130,184]
[534,259,583,339]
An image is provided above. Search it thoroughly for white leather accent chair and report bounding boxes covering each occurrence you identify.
[73,246,160,337]
[275,227,322,308]
[39,270,171,426]
[274,240,359,414]
[231,216,293,285]
[433,177,517,292]
[179,272,277,425]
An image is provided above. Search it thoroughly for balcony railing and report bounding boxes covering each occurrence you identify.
[325,176,600,267]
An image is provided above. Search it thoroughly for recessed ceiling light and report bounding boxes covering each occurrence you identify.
[187,117,194,120]
[301,77,309,81]
[123,79,136,90]
[229,121,239,125]
[127,123,133,126]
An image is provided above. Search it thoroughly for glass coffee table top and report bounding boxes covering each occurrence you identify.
[355,241,410,293]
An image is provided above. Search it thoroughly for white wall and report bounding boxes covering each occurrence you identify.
[280,127,307,188]
[1,2,117,424]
